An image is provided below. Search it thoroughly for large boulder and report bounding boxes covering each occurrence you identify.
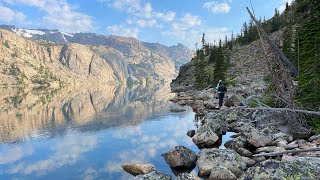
[239,157,320,180]
[236,147,253,157]
[121,163,155,176]
[162,146,197,169]
[309,134,320,145]
[224,136,247,150]
[192,130,219,148]
[208,166,237,180]
[134,171,172,180]
[247,129,274,148]
[197,149,247,178]
[194,91,212,101]
[175,173,203,180]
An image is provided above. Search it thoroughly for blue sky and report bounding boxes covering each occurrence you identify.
[0,0,293,48]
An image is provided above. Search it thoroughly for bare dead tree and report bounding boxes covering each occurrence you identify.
[245,7,313,134]
[246,7,298,108]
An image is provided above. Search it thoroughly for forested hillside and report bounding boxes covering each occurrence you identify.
[172,0,320,130]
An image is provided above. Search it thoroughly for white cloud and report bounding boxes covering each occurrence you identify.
[172,13,201,31]
[102,0,176,27]
[163,26,230,49]
[154,11,176,22]
[278,0,293,13]
[107,24,139,38]
[136,19,157,28]
[180,13,201,27]
[2,0,93,32]
[0,146,33,164]
[7,134,97,175]
[203,1,231,14]
[0,5,26,22]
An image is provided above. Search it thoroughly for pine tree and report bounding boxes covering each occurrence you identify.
[282,22,296,66]
[297,6,320,110]
[213,40,226,83]
[271,8,281,32]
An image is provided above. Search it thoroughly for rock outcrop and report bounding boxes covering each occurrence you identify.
[197,149,247,178]
[0,27,193,88]
[134,171,172,180]
[121,163,155,176]
[240,158,320,180]
[162,146,197,169]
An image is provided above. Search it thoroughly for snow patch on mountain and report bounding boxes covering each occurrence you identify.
[61,31,74,37]
[13,28,45,38]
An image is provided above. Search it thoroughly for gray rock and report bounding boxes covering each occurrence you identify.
[297,139,317,149]
[247,130,273,148]
[192,130,219,148]
[178,100,187,106]
[224,136,247,150]
[209,166,237,180]
[274,138,288,148]
[187,130,195,138]
[121,163,155,176]
[194,91,212,101]
[241,156,256,167]
[175,173,203,180]
[253,156,266,163]
[224,99,235,107]
[255,146,285,153]
[273,132,293,143]
[169,97,179,103]
[309,134,320,145]
[162,146,197,169]
[197,149,246,177]
[286,140,299,150]
[308,134,320,142]
[170,108,186,112]
[239,158,320,180]
[134,171,172,180]
[236,147,253,157]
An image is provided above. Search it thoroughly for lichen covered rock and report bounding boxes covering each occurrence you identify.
[197,149,246,177]
[162,146,197,169]
[121,162,155,176]
[134,171,172,180]
[240,158,320,180]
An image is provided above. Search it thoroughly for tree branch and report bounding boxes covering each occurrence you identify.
[246,107,320,116]
[253,147,320,157]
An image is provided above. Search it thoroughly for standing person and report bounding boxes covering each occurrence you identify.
[216,80,227,108]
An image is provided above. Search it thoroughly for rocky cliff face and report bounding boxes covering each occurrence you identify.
[0,25,193,86]
[0,29,117,88]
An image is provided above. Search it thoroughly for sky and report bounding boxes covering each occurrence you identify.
[0,0,293,49]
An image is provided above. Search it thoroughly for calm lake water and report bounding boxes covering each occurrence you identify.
[0,84,201,179]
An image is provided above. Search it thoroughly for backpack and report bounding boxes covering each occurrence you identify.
[218,84,227,92]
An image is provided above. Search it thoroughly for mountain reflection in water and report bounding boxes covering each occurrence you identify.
[0,83,174,143]
[0,83,199,179]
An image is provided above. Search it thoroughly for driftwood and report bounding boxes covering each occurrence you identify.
[246,107,320,116]
[253,147,320,157]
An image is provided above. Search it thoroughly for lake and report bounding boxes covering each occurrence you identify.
[0,84,200,179]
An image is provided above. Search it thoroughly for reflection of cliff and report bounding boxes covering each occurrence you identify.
[0,84,174,143]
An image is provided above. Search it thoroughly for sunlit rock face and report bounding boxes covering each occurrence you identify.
[0,26,188,143]
[0,26,193,86]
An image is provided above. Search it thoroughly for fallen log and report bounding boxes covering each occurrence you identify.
[246,107,320,116]
[253,147,320,157]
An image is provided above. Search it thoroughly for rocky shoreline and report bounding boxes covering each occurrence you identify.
[121,86,320,179]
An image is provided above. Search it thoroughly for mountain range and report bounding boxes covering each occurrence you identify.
[0,25,193,88]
